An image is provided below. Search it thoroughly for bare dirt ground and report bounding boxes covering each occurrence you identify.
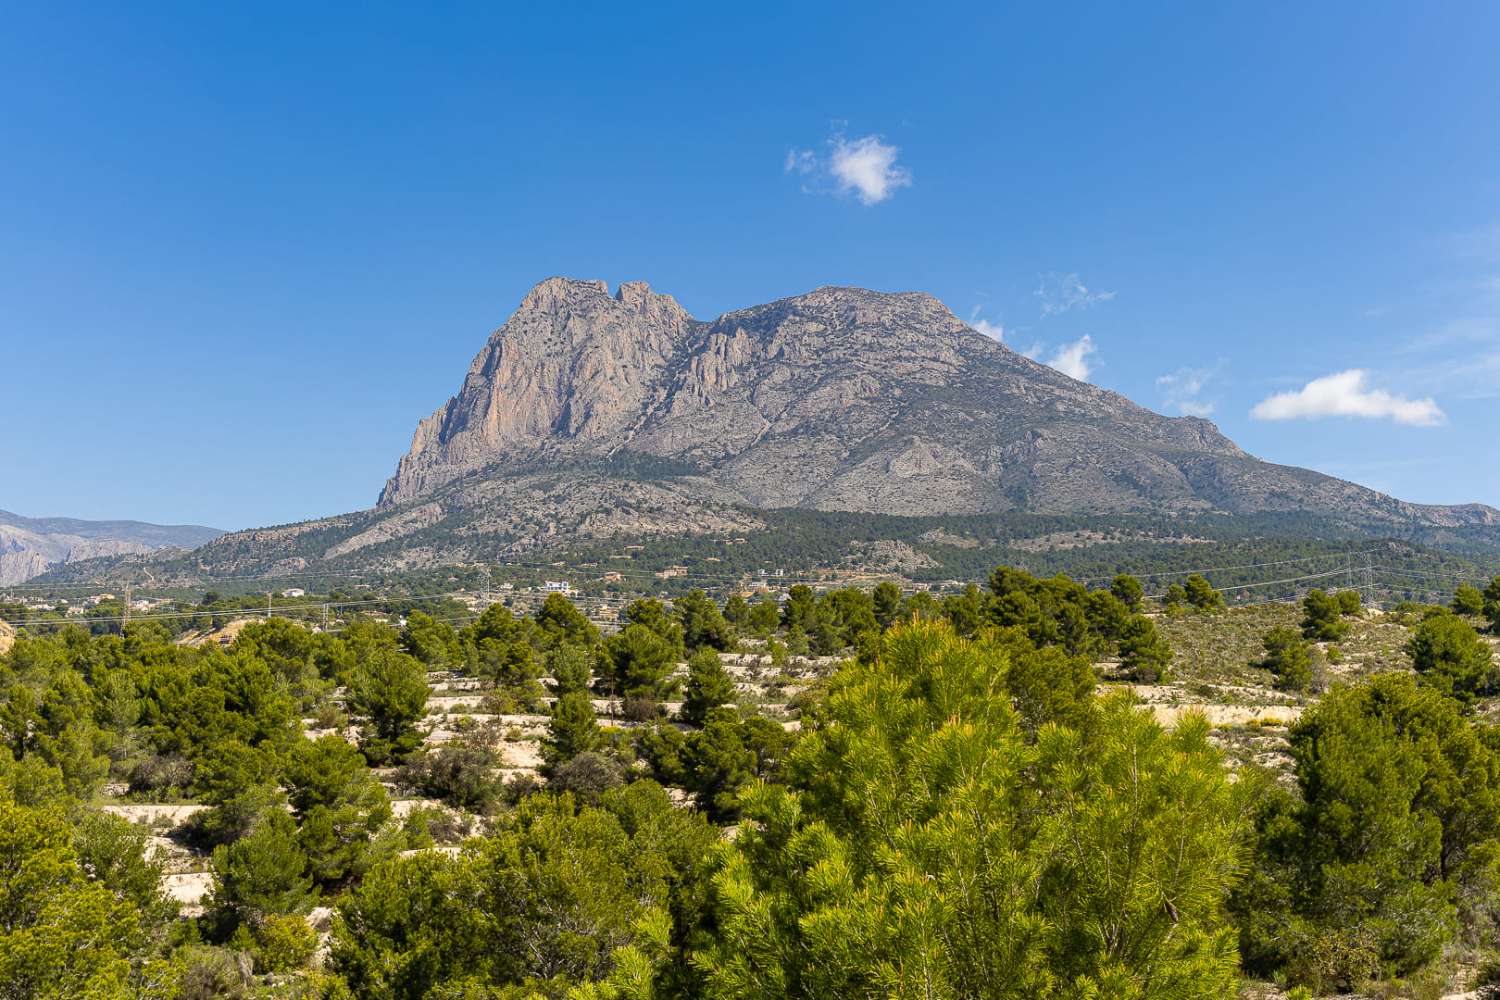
[176,617,256,648]
[102,803,209,825]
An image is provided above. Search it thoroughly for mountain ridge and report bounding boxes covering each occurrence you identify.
[0,509,224,585]
[376,277,1498,528]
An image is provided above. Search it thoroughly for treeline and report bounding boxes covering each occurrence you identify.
[326,517,1499,611]
[4,568,1500,997]
[543,508,1500,592]
[0,590,472,639]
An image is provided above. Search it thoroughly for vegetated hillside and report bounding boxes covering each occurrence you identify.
[33,505,1500,611]
[0,508,224,585]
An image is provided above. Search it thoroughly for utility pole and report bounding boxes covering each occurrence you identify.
[123,582,132,625]
[266,591,272,620]
[481,565,491,608]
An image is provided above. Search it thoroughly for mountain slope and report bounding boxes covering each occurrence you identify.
[0,510,224,585]
[378,277,1497,527]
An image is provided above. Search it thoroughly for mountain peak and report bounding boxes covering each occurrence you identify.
[614,279,653,305]
[513,276,692,326]
[374,277,1495,535]
[614,279,690,324]
[518,276,610,311]
[742,284,953,319]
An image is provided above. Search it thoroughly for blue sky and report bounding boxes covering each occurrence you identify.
[3,2,1498,529]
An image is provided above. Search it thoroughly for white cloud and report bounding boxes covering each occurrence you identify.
[1250,369,1444,427]
[970,318,1005,340]
[784,129,911,206]
[1045,335,1095,381]
[1035,272,1114,316]
[829,134,911,205]
[1157,365,1219,417]
[967,306,1004,341]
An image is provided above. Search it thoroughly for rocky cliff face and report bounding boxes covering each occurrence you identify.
[381,279,695,505]
[377,277,1499,530]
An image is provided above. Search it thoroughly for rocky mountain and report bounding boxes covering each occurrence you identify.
[0,510,224,585]
[70,277,1498,581]
[378,277,1498,525]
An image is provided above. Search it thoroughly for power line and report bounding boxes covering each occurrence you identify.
[1,590,474,627]
[1142,567,1350,600]
[1074,547,1377,585]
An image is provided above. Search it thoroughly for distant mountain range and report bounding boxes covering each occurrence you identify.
[0,509,223,585]
[29,278,1500,583]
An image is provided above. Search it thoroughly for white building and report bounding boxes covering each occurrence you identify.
[281,588,306,598]
[542,580,571,594]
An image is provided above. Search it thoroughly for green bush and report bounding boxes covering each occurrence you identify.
[251,913,317,973]
[1184,573,1226,611]
[1302,589,1349,641]
[1262,626,1313,692]
[1232,673,1500,990]
[1407,612,1496,703]
[696,620,1245,997]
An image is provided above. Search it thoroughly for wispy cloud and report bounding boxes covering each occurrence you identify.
[1045,335,1095,381]
[1379,224,1500,400]
[1251,369,1444,427]
[785,129,912,206]
[1157,364,1220,417]
[967,306,1004,341]
[783,149,817,176]
[1403,348,1500,403]
[1035,272,1114,317]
